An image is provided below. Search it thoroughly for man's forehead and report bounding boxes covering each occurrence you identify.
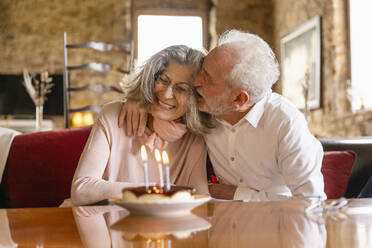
[203,47,236,72]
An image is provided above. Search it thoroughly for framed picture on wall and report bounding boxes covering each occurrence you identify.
[280,16,321,110]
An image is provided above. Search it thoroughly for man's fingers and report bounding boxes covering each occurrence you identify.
[118,100,147,137]
[118,104,127,128]
[138,111,148,136]
[132,108,140,136]
[126,110,133,136]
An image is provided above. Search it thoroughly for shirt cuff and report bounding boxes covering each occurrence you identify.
[233,186,260,201]
[234,186,295,201]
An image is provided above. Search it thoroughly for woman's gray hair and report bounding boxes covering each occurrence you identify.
[121,45,211,134]
[218,29,280,103]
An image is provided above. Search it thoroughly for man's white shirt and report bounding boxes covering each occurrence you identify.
[204,92,326,201]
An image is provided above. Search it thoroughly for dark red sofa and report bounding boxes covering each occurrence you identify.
[0,126,92,208]
[0,125,367,208]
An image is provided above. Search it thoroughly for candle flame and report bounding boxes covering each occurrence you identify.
[141,145,148,161]
[162,151,169,165]
[154,149,161,162]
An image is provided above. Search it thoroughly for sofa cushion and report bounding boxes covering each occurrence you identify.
[0,126,92,208]
[320,137,372,198]
[321,151,356,199]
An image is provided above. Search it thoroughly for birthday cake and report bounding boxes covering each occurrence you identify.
[122,185,196,203]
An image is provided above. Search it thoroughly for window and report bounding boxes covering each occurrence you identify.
[136,14,204,67]
[349,1,372,110]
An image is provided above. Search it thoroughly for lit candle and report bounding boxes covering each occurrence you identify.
[162,150,170,192]
[154,149,164,188]
[140,145,149,190]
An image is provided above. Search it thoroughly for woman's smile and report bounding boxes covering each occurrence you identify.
[157,99,176,110]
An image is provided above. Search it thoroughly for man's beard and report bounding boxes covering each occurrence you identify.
[199,92,233,116]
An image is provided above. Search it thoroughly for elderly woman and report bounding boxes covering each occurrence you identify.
[69,45,210,206]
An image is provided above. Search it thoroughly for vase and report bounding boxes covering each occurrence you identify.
[35,105,43,131]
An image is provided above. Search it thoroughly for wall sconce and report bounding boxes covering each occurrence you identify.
[71,111,94,128]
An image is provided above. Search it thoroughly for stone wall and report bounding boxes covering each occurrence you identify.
[214,0,274,47]
[0,0,132,73]
[133,0,208,9]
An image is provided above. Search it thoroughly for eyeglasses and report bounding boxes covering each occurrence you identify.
[155,75,191,96]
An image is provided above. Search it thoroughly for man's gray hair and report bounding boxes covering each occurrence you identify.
[121,45,210,133]
[218,29,280,103]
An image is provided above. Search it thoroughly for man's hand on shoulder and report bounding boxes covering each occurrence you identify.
[208,184,237,200]
[118,100,148,136]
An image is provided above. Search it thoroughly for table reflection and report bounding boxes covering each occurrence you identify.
[72,205,210,248]
[6,199,372,247]
[208,200,327,248]
[72,205,127,248]
[326,199,372,247]
[111,213,210,247]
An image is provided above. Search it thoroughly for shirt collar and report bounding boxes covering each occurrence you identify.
[243,91,271,128]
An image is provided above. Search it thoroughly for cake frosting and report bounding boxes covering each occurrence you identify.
[122,185,196,203]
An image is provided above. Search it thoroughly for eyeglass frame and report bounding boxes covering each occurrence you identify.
[154,71,192,96]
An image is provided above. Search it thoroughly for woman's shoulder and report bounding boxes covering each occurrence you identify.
[94,101,124,129]
[99,101,123,119]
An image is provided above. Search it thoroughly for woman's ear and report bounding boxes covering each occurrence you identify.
[231,90,249,110]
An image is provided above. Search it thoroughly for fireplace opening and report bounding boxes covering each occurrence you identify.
[0,74,64,118]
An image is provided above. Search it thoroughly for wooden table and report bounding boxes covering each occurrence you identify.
[2,198,372,247]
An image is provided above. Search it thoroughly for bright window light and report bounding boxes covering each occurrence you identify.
[137,15,203,67]
[350,1,372,110]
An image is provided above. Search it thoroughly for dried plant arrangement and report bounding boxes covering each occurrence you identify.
[22,69,54,130]
[22,69,54,107]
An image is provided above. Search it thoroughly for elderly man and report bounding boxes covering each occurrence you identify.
[192,29,325,201]
[119,29,326,201]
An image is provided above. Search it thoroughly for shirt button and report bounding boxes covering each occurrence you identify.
[239,178,243,183]
[231,157,235,161]
[232,128,236,132]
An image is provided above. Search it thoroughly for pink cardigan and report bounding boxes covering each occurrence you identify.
[70,102,209,205]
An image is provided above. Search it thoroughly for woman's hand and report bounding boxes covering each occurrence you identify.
[118,100,148,136]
